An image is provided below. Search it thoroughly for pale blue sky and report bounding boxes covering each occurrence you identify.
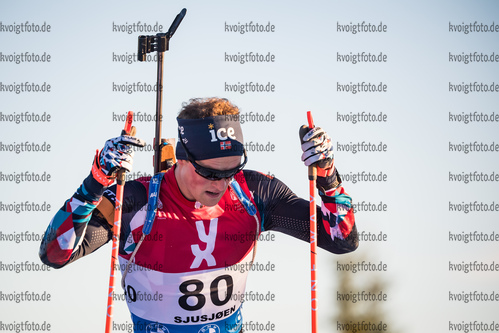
[1,1,498,332]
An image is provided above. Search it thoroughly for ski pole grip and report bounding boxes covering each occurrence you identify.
[117,111,134,185]
[307,111,315,129]
[307,111,317,181]
[122,111,133,135]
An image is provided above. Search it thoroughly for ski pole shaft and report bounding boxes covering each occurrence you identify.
[307,111,318,333]
[105,111,133,333]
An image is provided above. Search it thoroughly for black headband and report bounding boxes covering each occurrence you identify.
[176,115,245,160]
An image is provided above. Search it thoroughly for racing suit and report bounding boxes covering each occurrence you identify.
[39,166,358,332]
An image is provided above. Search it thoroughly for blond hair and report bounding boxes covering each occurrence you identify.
[178,97,239,119]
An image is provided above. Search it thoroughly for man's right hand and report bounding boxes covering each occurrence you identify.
[91,134,146,186]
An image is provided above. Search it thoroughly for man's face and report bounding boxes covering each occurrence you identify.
[175,155,243,207]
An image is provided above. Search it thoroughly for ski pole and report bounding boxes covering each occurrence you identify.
[307,111,318,333]
[105,111,134,333]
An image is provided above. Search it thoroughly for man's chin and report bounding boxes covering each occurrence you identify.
[198,194,224,207]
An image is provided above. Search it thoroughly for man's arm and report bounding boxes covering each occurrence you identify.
[39,173,112,268]
[39,173,148,268]
[39,132,147,268]
[244,169,358,254]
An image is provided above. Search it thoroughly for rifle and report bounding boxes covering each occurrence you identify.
[138,8,187,173]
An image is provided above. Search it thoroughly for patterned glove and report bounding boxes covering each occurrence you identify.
[300,126,334,177]
[91,135,146,186]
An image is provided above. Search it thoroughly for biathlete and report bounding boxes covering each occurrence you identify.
[39,97,358,333]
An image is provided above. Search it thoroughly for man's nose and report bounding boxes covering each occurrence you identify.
[213,177,230,190]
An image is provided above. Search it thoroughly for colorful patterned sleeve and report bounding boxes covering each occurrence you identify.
[317,180,358,253]
[244,169,358,254]
[38,174,113,268]
[39,174,148,268]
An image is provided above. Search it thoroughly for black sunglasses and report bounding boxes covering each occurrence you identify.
[179,136,247,181]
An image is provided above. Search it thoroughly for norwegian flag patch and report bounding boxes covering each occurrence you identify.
[220,141,232,150]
